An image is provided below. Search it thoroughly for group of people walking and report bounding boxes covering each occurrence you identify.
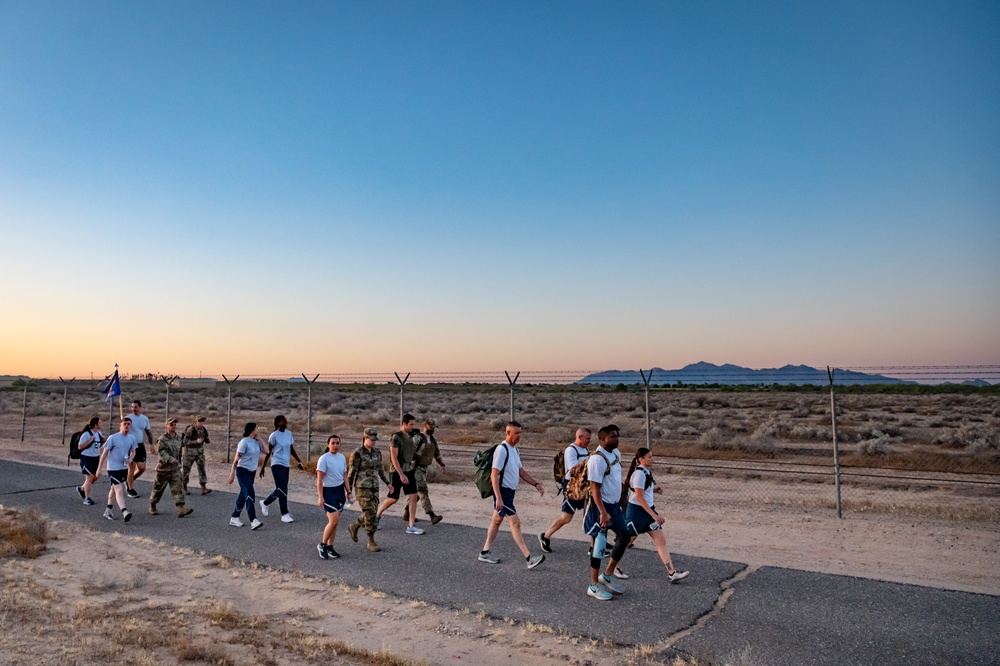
[75,402,687,600]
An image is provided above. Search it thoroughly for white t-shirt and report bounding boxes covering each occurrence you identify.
[587,447,622,504]
[563,444,589,481]
[104,432,137,471]
[267,429,294,467]
[236,437,262,471]
[79,430,103,457]
[127,413,150,445]
[492,442,522,490]
[627,465,655,508]
[316,452,347,487]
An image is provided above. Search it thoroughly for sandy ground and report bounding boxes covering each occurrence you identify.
[1,431,998,665]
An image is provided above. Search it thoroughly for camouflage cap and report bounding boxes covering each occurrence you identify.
[424,418,436,428]
[195,415,207,422]
[166,418,179,425]
[364,427,379,440]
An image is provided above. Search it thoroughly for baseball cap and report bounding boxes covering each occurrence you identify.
[364,427,379,440]
[166,418,179,425]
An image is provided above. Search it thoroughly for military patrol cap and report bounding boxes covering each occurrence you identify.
[196,415,206,422]
[364,427,379,440]
[424,418,436,427]
[166,418,179,425]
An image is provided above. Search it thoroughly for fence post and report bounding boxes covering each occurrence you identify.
[162,375,178,422]
[60,377,73,464]
[394,372,410,423]
[828,366,843,519]
[19,379,28,442]
[222,374,239,463]
[640,369,653,449]
[505,371,520,422]
[302,373,319,461]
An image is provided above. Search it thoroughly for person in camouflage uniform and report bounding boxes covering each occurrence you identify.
[404,418,447,525]
[346,428,391,552]
[182,415,211,495]
[150,419,194,518]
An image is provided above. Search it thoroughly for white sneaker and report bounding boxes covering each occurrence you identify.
[668,570,690,583]
[250,518,263,530]
[229,517,244,527]
[259,499,269,517]
[599,573,625,595]
[281,513,294,523]
[405,525,424,535]
[613,565,629,580]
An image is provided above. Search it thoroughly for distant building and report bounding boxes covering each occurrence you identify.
[0,375,29,388]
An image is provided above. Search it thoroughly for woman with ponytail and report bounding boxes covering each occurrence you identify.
[624,448,689,582]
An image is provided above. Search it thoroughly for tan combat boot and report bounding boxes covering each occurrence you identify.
[348,521,360,542]
[201,484,211,495]
[149,505,158,515]
[178,506,194,518]
[367,535,382,552]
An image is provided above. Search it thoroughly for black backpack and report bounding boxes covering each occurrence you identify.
[68,431,84,460]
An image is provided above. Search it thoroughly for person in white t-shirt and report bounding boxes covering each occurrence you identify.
[125,400,153,499]
[228,422,264,530]
[315,435,351,560]
[76,417,104,506]
[477,421,546,569]
[98,418,137,522]
[582,424,629,601]
[624,448,689,582]
[260,415,305,523]
[538,427,592,553]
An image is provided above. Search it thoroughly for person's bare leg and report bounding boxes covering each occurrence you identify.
[544,512,573,539]
[508,515,531,558]
[323,513,340,547]
[481,512,503,552]
[406,494,419,527]
[649,529,678,572]
[376,497,396,518]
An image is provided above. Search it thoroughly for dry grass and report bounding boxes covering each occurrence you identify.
[0,506,47,558]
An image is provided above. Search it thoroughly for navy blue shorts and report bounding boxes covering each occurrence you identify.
[497,486,517,517]
[560,481,586,514]
[80,456,99,476]
[625,503,661,536]
[583,499,627,538]
[322,485,346,513]
[108,469,128,485]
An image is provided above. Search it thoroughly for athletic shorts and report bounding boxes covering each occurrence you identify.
[387,471,417,499]
[558,479,586,514]
[497,486,517,518]
[108,469,128,485]
[133,443,147,464]
[80,456,99,476]
[583,499,627,538]
[322,485,346,513]
[625,503,661,536]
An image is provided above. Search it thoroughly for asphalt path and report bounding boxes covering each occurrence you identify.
[2,460,998,665]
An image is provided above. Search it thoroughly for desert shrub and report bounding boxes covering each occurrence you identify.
[737,434,776,455]
[752,414,792,439]
[0,507,47,559]
[676,426,701,437]
[370,408,393,424]
[698,427,727,450]
[790,424,831,441]
[437,414,456,426]
[857,431,893,456]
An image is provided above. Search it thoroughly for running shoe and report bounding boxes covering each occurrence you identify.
[478,551,500,564]
[317,543,329,560]
[613,566,629,580]
[538,533,553,553]
[599,573,624,595]
[526,554,546,569]
[103,508,115,521]
[83,498,95,506]
[259,499,269,517]
[668,570,690,583]
[250,518,263,530]
[122,509,132,523]
[281,513,294,523]
[405,525,424,535]
[77,486,85,499]
[126,488,140,499]
[327,549,340,559]
[587,585,613,601]
[229,517,244,527]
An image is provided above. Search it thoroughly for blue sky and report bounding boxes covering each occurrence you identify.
[1,1,997,377]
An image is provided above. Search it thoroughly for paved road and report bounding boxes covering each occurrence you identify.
[2,460,997,665]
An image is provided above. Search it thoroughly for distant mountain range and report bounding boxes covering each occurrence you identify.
[578,362,917,386]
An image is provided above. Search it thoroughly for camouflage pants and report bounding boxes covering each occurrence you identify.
[150,469,185,508]
[414,465,435,515]
[182,447,207,487]
[354,485,380,535]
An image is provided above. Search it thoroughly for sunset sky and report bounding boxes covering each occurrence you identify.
[1,1,998,379]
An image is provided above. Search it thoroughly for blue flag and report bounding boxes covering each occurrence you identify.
[102,369,121,404]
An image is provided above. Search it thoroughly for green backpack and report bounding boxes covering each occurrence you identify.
[474,443,510,499]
